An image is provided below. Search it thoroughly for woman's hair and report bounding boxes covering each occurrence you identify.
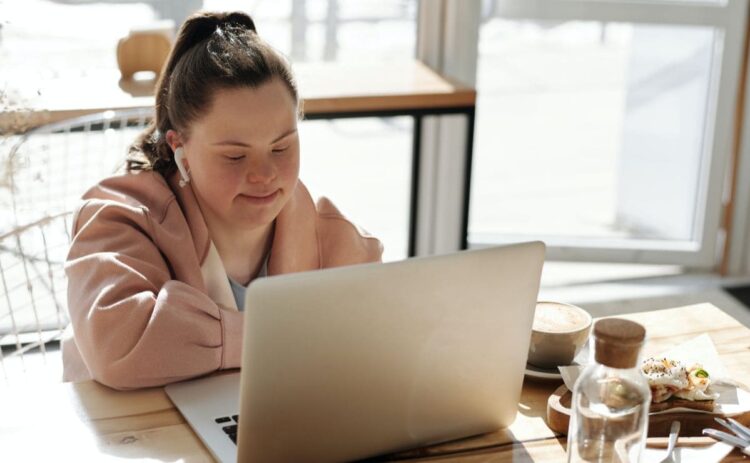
[127,11,299,175]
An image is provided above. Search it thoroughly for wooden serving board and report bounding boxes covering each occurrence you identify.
[547,384,750,437]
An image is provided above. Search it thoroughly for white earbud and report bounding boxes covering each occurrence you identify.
[174,147,190,188]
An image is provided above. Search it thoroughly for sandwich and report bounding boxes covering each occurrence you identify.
[640,357,719,412]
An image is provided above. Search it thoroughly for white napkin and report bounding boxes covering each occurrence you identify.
[558,334,750,416]
[639,442,735,463]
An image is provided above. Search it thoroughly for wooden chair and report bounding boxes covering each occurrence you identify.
[117,30,172,80]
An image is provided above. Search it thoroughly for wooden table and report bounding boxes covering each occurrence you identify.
[0,60,477,256]
[2,303,749,461]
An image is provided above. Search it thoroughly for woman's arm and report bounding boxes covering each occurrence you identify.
[66,200,242,390]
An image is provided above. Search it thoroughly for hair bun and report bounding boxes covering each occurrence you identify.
[181,12,256,45]
[223,12,256,33]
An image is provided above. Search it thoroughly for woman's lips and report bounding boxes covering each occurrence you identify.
[238,190,280,205]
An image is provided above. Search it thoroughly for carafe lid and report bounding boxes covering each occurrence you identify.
[593,318,646,368]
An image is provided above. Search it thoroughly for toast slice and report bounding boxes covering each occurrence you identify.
[650,398,715,413]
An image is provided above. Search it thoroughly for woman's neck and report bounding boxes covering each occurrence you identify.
[209,219,274,286]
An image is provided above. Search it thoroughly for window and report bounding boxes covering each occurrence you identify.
[1,0,419,260]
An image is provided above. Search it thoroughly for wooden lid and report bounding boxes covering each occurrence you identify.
[593,318,646,368]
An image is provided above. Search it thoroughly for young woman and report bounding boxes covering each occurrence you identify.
[62,11,383,389]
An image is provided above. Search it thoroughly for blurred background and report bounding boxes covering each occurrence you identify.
[2,0,746,264]
[3,0,750,382]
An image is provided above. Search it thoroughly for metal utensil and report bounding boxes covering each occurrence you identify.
[715,417,750,442]
[702,428,750,456]
[727,417,750,441]
[658,421,681,463]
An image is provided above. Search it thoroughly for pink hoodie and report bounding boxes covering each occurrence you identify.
[62,170,383,389]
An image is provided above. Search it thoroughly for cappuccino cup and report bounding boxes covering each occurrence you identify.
[527,301,592,369]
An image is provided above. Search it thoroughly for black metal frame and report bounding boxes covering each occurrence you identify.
[304,105,476,257]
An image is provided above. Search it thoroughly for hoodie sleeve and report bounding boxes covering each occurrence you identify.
[65,200,243,390]
[315,196,384,267]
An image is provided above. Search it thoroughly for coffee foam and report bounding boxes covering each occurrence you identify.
[533,302,590,333]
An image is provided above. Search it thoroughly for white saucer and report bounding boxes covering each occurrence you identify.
[524,363,563,380]
[525,341,591,380]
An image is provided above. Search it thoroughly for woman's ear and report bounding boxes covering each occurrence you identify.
[166,130,190,187]
[165,129,181,152]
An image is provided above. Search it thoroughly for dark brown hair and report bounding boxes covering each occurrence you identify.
[127,11,299,175]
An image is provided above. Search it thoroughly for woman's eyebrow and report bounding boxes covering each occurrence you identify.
[212,129,298,147]
[272,128,298,144]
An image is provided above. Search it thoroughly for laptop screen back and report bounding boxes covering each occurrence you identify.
[237,242,545,462]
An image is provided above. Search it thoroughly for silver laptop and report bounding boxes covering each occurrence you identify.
[165,242,545,463]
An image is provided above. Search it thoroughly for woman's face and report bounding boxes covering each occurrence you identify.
[174,79,300,231]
